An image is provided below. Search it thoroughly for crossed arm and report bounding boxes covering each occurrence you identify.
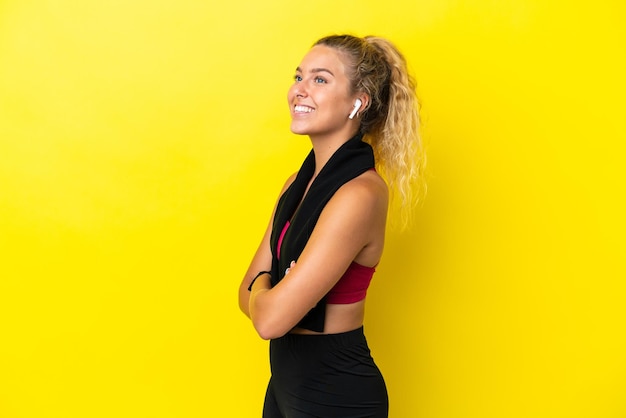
[238,172,387,339]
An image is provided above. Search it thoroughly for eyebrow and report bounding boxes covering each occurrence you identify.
[295,66,335,77]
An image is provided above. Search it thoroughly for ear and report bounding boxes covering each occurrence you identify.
[357,93,370,114]
[349,93,370,119]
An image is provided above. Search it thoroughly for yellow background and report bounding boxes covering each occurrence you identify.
[1,1,624,417]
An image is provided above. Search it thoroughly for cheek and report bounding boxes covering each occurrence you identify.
[329,95,349,114]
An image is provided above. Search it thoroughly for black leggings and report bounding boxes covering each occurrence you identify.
[263,327,388,418]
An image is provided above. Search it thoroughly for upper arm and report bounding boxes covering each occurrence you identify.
[266,174,388,325]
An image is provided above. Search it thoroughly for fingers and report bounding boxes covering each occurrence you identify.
[284,260,296,275]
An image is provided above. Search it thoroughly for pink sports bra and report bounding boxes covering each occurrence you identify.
[277,221,375,304]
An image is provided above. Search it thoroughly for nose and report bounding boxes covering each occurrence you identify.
[291,82,307,99]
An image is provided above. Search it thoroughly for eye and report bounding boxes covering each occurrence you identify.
[294,74,302,82]
[314,76,327,84]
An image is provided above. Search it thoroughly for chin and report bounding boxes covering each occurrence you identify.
[290,123,310,136]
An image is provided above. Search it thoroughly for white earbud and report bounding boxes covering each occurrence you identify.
[348,98,362,119]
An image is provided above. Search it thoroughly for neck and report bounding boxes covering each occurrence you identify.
[309,128,360,177]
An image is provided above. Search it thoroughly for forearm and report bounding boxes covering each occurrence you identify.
[249,264,317,340]
[248,273,274,337]
[250,273,303,340]
[238,286,252,318]
[239,269,270,317]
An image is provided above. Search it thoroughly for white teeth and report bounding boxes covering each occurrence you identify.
[294,105,314,113]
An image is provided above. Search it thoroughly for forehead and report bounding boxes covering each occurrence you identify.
[297,45,350,75]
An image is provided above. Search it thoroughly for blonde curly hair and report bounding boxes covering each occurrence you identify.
[314,35,426,228]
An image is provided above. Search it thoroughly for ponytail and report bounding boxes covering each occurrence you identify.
[314,35,426,228]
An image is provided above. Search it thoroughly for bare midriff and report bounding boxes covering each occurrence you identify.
[289,299,366,335]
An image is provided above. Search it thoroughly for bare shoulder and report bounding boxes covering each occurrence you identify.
[318,170,388,233]
[311,169,387,266]
[334,169,388,209]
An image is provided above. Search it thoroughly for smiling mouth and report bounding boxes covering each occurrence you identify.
[294,105,314,113]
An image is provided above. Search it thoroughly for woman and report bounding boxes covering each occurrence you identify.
[238,34,424,418]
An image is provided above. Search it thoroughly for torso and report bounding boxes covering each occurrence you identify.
[289,169,387,335]
[290,300,366,334]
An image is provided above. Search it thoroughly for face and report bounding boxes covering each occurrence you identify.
[287,45,359,139]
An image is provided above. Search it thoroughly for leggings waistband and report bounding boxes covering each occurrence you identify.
[274,326,366,350]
